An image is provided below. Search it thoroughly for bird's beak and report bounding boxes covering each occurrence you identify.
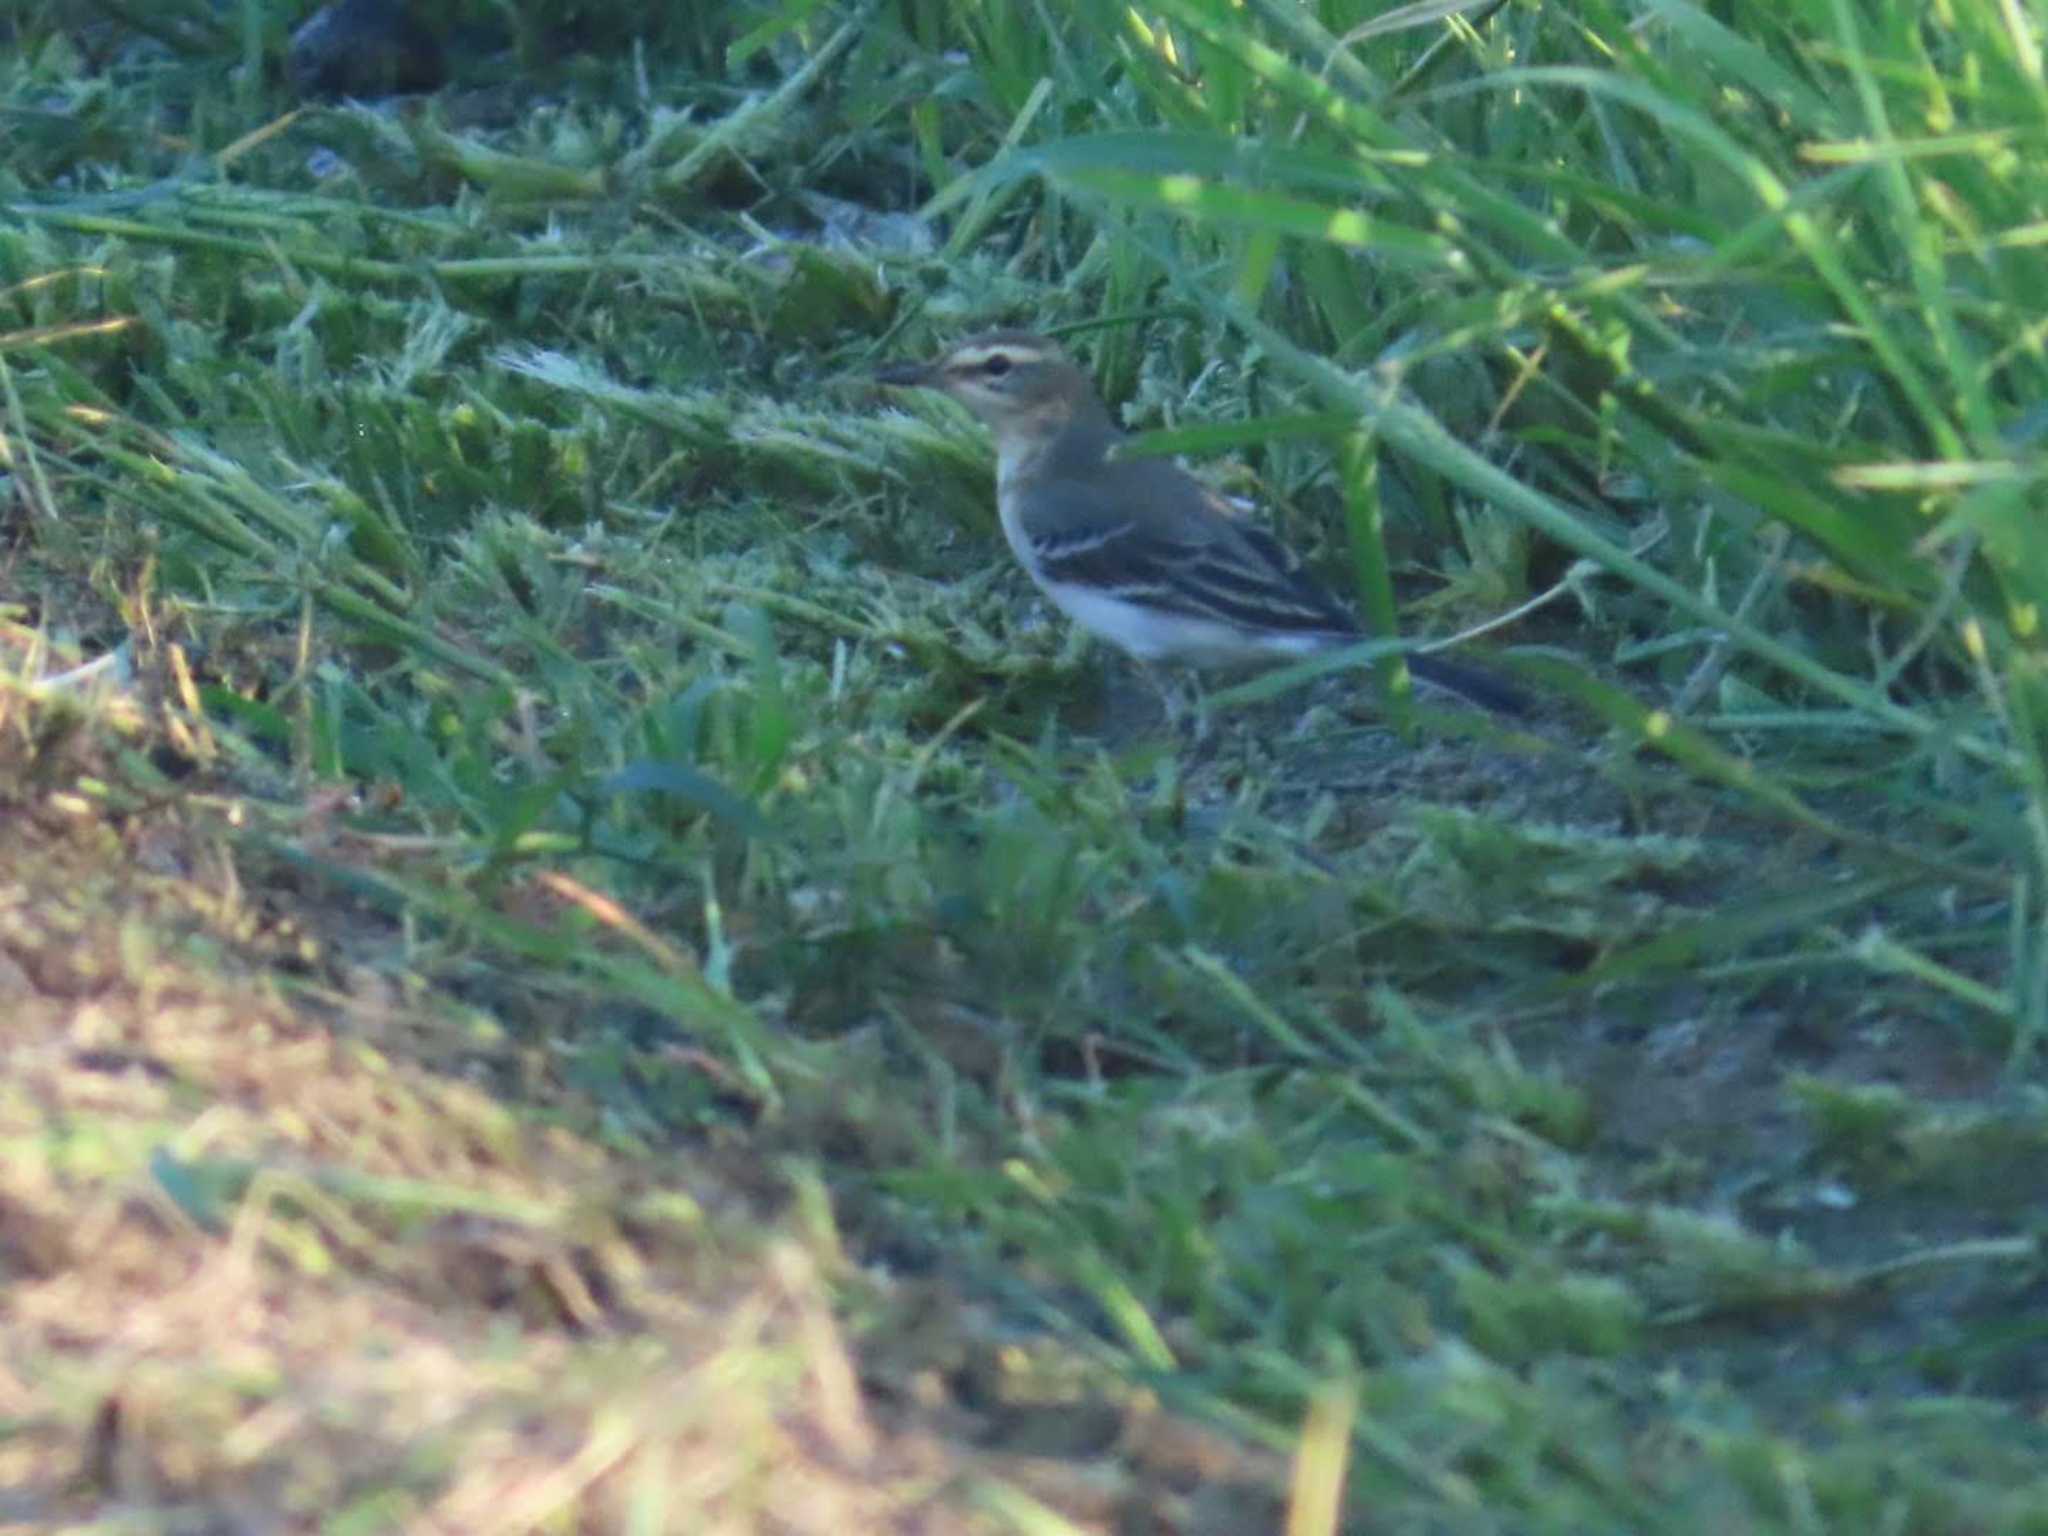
[874,359,938,388]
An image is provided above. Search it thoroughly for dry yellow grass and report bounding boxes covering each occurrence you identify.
[0,685,1280,1533]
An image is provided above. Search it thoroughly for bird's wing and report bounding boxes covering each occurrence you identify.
[1014,465,1356,637]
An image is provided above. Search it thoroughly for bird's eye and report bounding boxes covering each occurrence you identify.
[982,354,1013,378]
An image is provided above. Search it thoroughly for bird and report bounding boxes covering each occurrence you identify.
[874,330,1526,717]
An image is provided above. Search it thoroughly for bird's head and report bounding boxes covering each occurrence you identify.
[876,331,1105,453]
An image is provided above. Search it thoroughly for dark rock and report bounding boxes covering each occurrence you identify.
[287,0,446,99]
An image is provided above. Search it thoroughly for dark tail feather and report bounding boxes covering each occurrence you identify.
[1407,652,1530,717]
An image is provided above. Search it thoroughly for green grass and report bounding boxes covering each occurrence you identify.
[5,0,2048,1529]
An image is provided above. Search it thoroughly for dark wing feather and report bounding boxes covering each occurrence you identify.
[1208,522,1358,634]
[1026,504,1200,608]
[1015,462,1529,714]
[1018,466,1357,636]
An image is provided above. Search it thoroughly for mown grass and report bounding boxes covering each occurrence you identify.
[5,0,2048,1529]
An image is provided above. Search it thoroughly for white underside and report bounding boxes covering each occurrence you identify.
[1039,579,1332,667]
[997,453,1340,667]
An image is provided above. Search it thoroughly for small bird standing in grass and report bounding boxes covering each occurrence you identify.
[875,330,1524,717]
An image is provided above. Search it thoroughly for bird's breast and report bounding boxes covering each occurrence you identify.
[993,450,1050,576]
[995,495,1043,580]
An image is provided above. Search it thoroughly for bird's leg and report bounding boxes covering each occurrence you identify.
[1145,664,1214,748]
[1181,671,1215,747]
[1126,658,1175,735]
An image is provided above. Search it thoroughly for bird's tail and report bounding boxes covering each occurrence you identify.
[1406,652,1529,717]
